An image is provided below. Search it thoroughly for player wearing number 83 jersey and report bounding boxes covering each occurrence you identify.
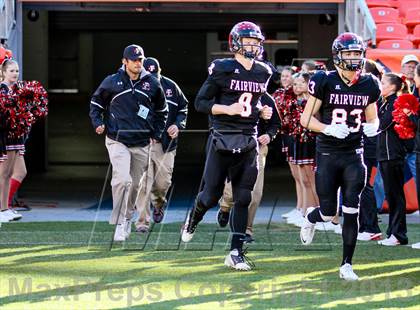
[299,32,381,282]
[308,70,381,152]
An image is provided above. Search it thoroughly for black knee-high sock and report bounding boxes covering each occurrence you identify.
[230,204,248,250]
[190,194,210,224]
[307,208,324,224]
[342,212,358,265]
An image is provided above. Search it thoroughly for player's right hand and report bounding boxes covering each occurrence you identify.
[95,125,105,135]
[227,102,245,116]
[322,123,350,139]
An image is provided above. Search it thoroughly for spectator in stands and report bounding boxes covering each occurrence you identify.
[377,73,409,246]
[358,59,383,241]
[401,55,419,94]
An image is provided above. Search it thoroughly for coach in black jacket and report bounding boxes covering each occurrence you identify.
[135,57,188,232]
[89,45,168,241]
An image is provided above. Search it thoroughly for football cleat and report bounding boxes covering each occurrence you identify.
[300,207,316,245]
[339,263,359,281]
[181,213,198,243]
[224,248,254,271]
[217,208,230,228]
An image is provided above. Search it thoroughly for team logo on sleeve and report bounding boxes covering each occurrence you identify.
[142,82,150,90]
[165,89,173,97]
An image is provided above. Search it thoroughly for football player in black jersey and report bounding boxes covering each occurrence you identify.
[181,21,273,271]
[299,33,381,281]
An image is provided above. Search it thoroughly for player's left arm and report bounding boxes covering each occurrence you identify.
[362,75,381,137]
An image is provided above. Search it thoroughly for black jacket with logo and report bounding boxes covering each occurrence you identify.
[159,75,188,152]
[89,68,168,147]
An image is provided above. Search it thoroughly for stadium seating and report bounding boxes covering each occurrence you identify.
[411,24,420,46]
[377,39,414,49]
[404,8,420,28]
[366,0,398,8]
[376,23,408,42]
[398,0,420,17]
[370,7,400,23]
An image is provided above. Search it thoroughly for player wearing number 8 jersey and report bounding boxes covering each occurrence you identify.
[300,32,381,281]
[181,21,272,271]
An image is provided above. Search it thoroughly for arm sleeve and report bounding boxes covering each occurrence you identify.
[379,102,395,131]
[369,75,382,104]
[174,84,188,129]
[307,71,327,100]
[89,77,112,129]
[152,84,169,140]
[194,62,222,114]
[262,93,281,140]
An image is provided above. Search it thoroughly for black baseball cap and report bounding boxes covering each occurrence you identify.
[143,57,160,75]
[123,44,144,61]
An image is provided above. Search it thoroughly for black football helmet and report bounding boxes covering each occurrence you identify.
[229,21,265,60]
[332,32,366,71]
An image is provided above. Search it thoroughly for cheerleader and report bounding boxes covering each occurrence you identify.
[274,67,303,221]
[290,72,319,218]
[0,59,23,222]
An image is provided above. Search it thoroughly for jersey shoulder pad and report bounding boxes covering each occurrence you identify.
[308,70,330,98]
[208,58,236,75]
[254,60,273,75]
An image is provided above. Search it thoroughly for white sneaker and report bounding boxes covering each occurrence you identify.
[282,208,300,219]
[339,263,359,281]
[292,216,305,228]
[3,209,22,221]
[181,214,196,243]
[315,221,337,231]
[0,211,12,223]
[378,234,400,246]
[412,242,420,249]
[407,210,419,217]
[224,249,252,271]
[334,224,342,235]
[124,219,132,239]
[300,207,316,245]
[0,209,21,222]
[113,224,126,242]
[357,232,382,241]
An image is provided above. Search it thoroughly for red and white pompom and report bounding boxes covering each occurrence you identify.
[392,94,419,140]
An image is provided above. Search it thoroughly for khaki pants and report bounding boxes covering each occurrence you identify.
[219,144,268,234]
[136,143,176,229]
[105,136,150,225]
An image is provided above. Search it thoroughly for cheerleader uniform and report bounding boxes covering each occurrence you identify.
[273,87,296,161]
[0,82,25,161]
[290,97,316,165]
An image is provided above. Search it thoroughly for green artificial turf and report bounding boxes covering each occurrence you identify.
[0,222,419,309]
